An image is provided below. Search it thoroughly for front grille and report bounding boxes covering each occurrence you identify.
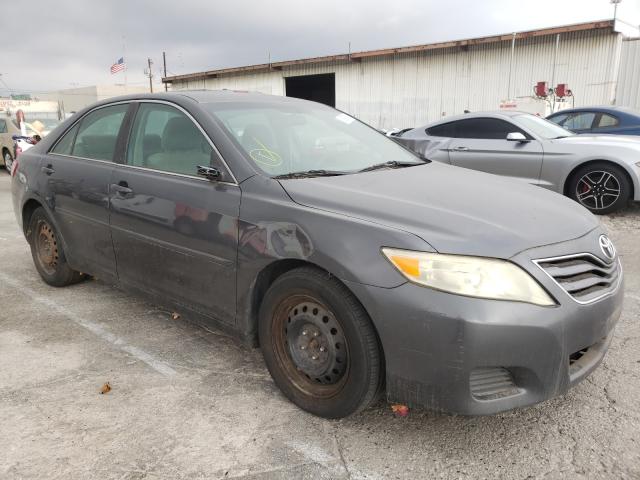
[470,367,520,400]
[534,254,620,304]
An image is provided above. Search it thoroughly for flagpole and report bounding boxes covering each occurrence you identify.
[122,34,128,92]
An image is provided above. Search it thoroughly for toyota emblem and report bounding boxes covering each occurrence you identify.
[598,235,616,261]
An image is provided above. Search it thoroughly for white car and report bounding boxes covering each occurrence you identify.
[397,111,640,214]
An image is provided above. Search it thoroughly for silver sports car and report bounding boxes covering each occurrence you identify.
[397,111,640,214]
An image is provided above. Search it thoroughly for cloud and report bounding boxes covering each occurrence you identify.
[1,0,635,95]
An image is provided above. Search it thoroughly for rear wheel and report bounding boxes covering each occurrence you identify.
[259,267,384,418]
[28,207,84,287]
[568,162,631,214]
[3,150,12,174]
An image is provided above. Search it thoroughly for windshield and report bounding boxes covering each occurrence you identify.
[514,114,575,139]
[205,101,422,176]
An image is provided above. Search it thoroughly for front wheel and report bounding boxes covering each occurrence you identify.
[568,162,631,214]
[259,267,384,418]
[3,150,12,174]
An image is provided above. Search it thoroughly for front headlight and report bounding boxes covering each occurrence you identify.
[382,248,555,306]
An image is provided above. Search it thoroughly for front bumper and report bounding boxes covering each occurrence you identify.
[345,230,624,415]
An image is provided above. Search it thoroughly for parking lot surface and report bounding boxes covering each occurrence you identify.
[1,173,639,479]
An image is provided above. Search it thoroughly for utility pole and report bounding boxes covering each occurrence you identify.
[611,0,622,22]
[163,51,168,92]
[147,58,154,93]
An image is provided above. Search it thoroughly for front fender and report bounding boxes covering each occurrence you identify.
[235,175,430,341]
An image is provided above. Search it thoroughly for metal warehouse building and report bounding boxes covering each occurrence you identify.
[163,20,640,130]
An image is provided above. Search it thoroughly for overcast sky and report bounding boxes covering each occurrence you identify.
[1,0,639,95]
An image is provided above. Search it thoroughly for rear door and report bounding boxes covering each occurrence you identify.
[43,102,130,281]
[447,117,544,185]
[109,101,240,324]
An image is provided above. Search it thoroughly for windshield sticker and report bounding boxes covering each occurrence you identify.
[336,113,355,125]
[250,148,282,167]
[248,138,282,167]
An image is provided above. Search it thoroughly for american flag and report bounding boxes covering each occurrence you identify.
[110,57,126,74]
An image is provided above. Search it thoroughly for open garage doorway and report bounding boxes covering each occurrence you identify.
[285,73,335,107]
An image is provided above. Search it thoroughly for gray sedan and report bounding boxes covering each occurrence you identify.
[11,92,623,418]
[397,111,640,214]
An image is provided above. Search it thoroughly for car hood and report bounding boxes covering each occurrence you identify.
[279,162,599,259]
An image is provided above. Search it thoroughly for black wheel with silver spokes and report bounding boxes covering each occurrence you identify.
[569,163,631,215]
[28,207,84,287]
[3,151,12,174]
[575,171,620,211]
[259,267,384,418]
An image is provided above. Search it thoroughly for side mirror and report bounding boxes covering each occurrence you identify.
[197,165,221,181]
[506,132,529,142]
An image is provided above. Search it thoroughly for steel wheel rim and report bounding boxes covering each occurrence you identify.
[35,220,59,275]
[271,294,350,398]
[4,153,12,172]
[576,170,620,210]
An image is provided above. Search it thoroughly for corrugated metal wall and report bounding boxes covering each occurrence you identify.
[171,29,623,129]
[616,38,640,109]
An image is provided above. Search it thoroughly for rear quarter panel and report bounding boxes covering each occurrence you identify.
[11,150,45,234]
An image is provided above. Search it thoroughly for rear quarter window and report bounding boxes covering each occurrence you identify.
[426,122,456,137]
[597,114,619,128]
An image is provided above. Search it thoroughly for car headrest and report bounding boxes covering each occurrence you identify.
[162,116,203,151]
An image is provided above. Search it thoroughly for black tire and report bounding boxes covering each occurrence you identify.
[568,162,631,214]
[259,267,384,418]
[3,150,12,174]
[28,207,84,287]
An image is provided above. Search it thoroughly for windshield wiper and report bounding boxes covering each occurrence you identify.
[358,160,426,173]
[273,169,347,180]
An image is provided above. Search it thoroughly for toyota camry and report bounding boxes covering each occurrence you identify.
[11,91,623,418]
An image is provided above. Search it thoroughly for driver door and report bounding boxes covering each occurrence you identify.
[447,117,544,185]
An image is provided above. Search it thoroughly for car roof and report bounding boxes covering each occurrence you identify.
[548,106,640,117]
[87,89,312,109]
[421,110,528,129]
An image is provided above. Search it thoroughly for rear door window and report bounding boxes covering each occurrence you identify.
[51,124,80,155]
[126,103,213,176]
[72,104,128,161]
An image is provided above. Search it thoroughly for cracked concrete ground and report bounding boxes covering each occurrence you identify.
[0,173,639,479]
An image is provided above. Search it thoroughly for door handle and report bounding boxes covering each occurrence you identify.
[453,146,469,151]
[41,165,55,175]
[110,183,133,195]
